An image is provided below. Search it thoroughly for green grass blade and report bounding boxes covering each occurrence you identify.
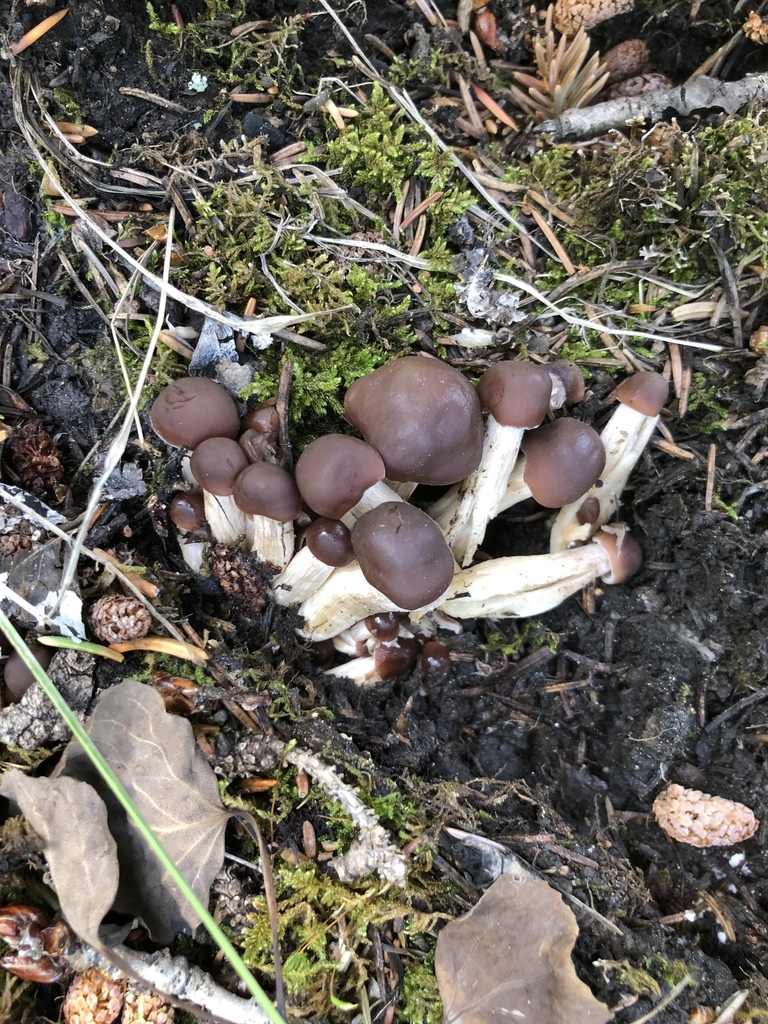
[0,613,285,1024]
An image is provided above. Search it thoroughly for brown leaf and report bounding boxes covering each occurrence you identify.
[57,680,230,944]
[0,772,118,948]
[435,873,612,1024]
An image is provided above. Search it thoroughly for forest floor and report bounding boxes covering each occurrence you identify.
[1,0,768,1022]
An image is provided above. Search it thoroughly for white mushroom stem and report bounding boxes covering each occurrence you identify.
[178,538,205,574]
[326,656,380,686]
[298,561,443,641]
[439,533,621,620]
[549,404,659,552]
[385,478,418,500]
[434,415,525,567]
[271,545,335,606]
[340,479,404,526]
[244,515,294,570]
[496,458,533,513]
[203,492,247,545]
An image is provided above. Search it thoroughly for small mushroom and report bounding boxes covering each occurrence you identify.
[344,355,484,485]
[294,435,401,523]
[550,371,668,551]
[169,491,206,532]
[298,504,456,641]
[189,436,250,545]
[168,491,207,573]
[436,361,553,566]
[496,417,606,513]
[272,518,354,606]
[326,634,419,687]
[352,502,456,610]
[3,643,53,702]
[233,462,301,569]
[440,525,642,619]
[150,377,240,449]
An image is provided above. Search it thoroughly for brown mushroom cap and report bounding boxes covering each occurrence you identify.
[522,418,606,507]
[364,611,401,641]
[614,371,668,416]
[305,517,354,567]
[549,359,586,404]
[4,643,54,702]
[241,403,280,443]
[476,361,552,428]
[169,491,206,531]
[295,435,385,519]
[351,502,455,609]
[189,437,249,496]
[150,377,240,449]
[233,463,301,522]
[592,529,643,584]
[344,356,483,484]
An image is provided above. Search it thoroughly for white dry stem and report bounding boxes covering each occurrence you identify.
[271,546,335,606]
[339,478,404,526]
[436,416,525,567]
[439,538,613,619]
[298,561,444,641]
[549,404,659,551]
[64,942,279,1024]
[244,515,294,570]
[285,745,407,885]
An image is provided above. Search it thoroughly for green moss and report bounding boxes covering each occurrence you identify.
[400,950,443,1024]
[482,619,558,658]
[242,344,393,431]
[685,371,728,433]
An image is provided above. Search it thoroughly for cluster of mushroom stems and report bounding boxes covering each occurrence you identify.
[151,355,667,684]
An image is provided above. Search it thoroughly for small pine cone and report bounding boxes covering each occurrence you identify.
[62,967,125,1024]
[553,0,634,35]
[123,982,174,1024]
[653,783,759,848]
[89,594,152,643]
[8,419,65,497]
[600,39,650,86]
[209,543,271,617]
[607,71,672,99]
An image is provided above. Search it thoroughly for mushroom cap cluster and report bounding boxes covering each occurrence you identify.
[151,354,661,654]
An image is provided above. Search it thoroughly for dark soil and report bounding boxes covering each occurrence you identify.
[1,1,768,1022]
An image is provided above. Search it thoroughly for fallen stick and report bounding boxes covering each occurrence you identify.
[538,73,768,140]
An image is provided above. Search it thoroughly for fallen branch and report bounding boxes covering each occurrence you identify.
[538,73,768,140]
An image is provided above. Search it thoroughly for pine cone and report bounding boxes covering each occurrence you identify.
[8,419,65,497]
[209,543,271,616]
[89,594,152,643]
[123,982,174,1024]
[653,784,759,848]
[62,967,125,1024]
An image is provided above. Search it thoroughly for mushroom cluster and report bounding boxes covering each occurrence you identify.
[152,354,667,679]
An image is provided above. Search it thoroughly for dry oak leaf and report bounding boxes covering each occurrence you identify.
[435,872,611,1024]
[56,679,231,945]
[0,772,119,949]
